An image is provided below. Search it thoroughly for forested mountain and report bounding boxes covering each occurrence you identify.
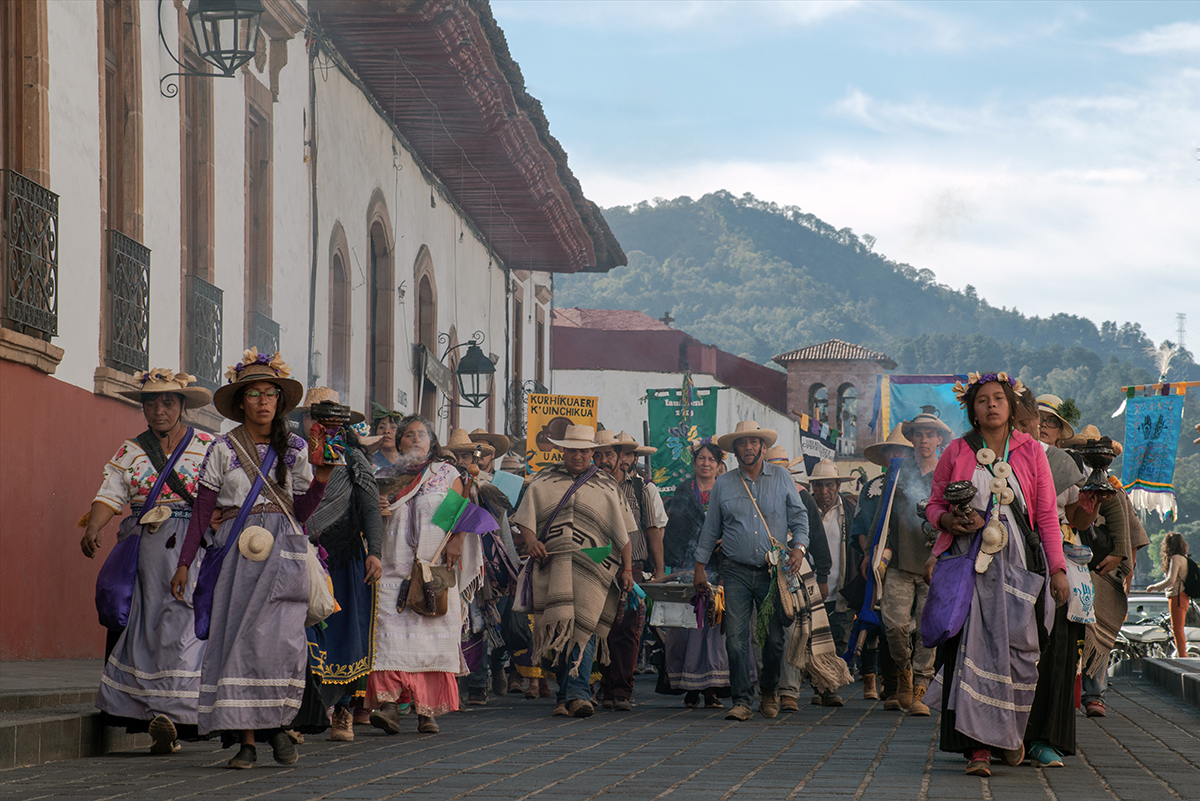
[556,191,1199,571]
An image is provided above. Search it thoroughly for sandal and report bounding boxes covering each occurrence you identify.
[1028,742,1064,768]
[965,748,991,777]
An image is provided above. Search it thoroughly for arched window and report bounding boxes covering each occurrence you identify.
[837,383,857,456]
[810,384,828,425]
[328,235,350,398]
[416,263,437,420]
[366,198,394,413]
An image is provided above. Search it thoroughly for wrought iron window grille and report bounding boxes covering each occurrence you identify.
[107,230,150,373]
[187,274,223,391]
[1,170,59,339]
[250,310,279,355]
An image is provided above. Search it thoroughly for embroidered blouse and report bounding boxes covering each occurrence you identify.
[197,432,313,507]
[92,431,215,512]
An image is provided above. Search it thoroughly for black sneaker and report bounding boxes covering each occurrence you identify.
[268,730,298,765]
[467,689,488,706]
[226,744,257,770]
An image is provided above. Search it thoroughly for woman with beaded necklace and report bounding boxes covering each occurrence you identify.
[923,372,1068,778]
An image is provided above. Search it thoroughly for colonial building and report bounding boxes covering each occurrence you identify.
[0,0,621,660]
[773,338,897,458]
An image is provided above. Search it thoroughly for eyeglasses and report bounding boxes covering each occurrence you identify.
[1040,416,1062,429]
[244,388,280,399]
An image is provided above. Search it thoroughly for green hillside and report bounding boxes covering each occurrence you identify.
[556,190,1199,575]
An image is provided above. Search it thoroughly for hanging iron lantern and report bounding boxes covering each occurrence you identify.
[454,342,496,409]
[187,0,263,76]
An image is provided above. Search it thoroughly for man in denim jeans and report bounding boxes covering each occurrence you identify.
[693,421,810,721]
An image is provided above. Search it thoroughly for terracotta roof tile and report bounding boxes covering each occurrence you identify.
[551,308,674,331]
[773,339,896,369]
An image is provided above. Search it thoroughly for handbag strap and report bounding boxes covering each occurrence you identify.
[208,444,277,567]
[539,465,599,542]
[738,472,784,552]
[961,430,1044,572]
[136,427,196,518]
[229,434,305,540]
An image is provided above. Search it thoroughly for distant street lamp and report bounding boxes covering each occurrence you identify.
[157,0,264,97]
[438,332,496,409]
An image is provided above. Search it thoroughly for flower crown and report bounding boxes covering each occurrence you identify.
[133,368,197,387]
[224,347,292,384]
[951,371,1026,407]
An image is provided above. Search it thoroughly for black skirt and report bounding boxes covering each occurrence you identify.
[1023,602,1083,754]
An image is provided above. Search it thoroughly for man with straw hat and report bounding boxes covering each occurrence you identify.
[469,428,510,477]
[874,410,951,715]
[85,368,214,757]
[511,425,637,718]
[591,430,667,711]
[849,424,913,705]
[446,428,495,471]
[693,421,810,721]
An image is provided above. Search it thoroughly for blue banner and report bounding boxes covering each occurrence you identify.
[1122,394,1184,520]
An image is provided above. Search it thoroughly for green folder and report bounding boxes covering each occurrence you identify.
[580,544,612,564]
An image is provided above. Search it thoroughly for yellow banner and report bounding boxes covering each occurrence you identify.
[525,393,598,473]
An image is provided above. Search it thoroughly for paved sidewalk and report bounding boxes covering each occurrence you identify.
[1,675,1197,801]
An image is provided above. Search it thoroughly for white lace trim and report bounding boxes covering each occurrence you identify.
[962,658,1037,691]
[1004,584,1038,604]
[957,679,1032,712]
[200,677,305,692]
[279,550,306,561]
[198,698,302,712]
[107,656,201,680]
[100,674,199,699]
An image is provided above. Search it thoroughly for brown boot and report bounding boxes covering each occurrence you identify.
[369,701,403,735]
[896,669,914,710]
[908,685,930,716]
[507,672,524,694]
[862,674,878,700]
[537,678,552,698]
[329,704,354,741]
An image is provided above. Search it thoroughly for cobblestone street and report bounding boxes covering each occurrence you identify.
[3,675,1197,801]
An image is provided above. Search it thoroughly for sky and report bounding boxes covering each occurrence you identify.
[492,0,1200,347]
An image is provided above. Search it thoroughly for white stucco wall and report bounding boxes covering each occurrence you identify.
[552,368,807,463]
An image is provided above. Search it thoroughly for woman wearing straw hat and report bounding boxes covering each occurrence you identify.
[83,369,213,756]
[170,350,335,769]
[292,389,384,742]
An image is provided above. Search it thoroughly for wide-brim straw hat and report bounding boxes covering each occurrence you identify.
[1036,394,1075,440]
[549,424,599,450]
[118,368,212,409]
[788,457,809,485]
[500,454,525,472]
[1062,424,1123,456]
[213,350,304,422]
[238,525,274,561]
[469,428,510,456]
[863,424,914,466]
[808,458,854,484]
[901,412,952,441]
[764,444,790,464]
[293,387,366,425]
[616,430,657,456]
[447,428,494,456]
[594,429,636,452]
[717,421,777,452]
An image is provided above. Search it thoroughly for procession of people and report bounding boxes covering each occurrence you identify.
[81,354,1175,779]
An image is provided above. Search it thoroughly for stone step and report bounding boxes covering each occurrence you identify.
[0,694,149,770]
[1142,656,1200,711]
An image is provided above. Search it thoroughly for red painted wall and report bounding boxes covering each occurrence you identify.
[0,361,143,660]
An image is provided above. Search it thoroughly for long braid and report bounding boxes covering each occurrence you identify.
[270,409,291,488]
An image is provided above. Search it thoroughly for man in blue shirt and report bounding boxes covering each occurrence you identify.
[693,421,810,721]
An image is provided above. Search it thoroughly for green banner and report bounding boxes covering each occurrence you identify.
[646,385,718,496]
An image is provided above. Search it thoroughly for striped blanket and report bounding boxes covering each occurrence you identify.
[511,465,634,673]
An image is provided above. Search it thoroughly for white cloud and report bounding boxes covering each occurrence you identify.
[492,0,859,32]
[831,88,1000,134]
[1113,21,1200,54]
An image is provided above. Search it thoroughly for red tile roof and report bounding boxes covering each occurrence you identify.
[552,308,674,331]
[773,339,896,369]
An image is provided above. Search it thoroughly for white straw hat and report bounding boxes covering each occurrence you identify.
[238,526,274,562]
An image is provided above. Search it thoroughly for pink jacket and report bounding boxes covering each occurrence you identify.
[925,430,1065,575]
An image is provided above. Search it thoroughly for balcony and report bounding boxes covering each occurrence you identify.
[250,310,279,356]
[187,274,223,391]
[107,230,150,374]
[1,170,59,338]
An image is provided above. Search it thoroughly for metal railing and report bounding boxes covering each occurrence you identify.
[187,274,223,391]
[1,170,59,337]
[107,230,150,373]
[250,310,279,355]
